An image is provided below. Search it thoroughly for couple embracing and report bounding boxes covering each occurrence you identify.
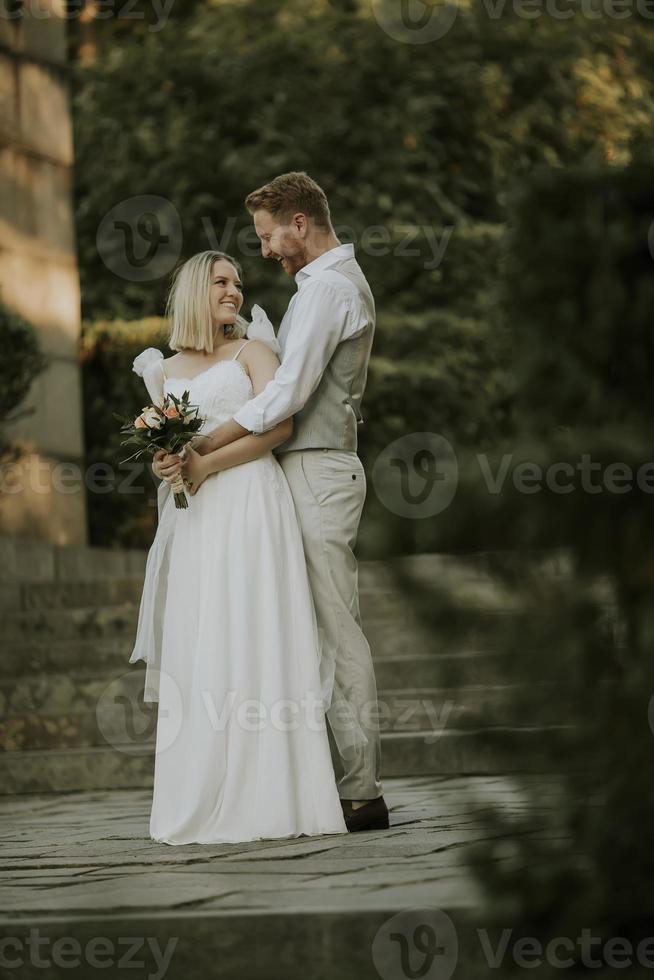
[130,171,387,843]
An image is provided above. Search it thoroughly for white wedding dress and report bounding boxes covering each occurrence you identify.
[130,330,347,844]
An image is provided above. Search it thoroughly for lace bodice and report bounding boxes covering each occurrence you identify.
[163,358,254,432]
[133,303,280,436]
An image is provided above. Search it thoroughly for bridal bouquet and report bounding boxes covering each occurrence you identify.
[115,390,205,509]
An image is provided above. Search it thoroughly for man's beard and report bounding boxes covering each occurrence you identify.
[281,247,307,275]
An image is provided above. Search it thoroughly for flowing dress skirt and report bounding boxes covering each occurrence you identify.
[148,451,347,844]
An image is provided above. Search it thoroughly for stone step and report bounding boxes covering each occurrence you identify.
[5,580,538,641]
[0,649,545,720]
[1,681,564,752]
[0,725,577,794]
[2,610,523,676]
[0,665,146,718]
[4,604,140,645]
[0,537,147,585]
[364,616,522,660]
[2,546,575,611]
[378,684,565,732]
[3,593,424,642]
[2,636,140,679]
[381,725,576,776]
[373,650,543,689]
[0,536,570,587]
[358,548,573,591]
[17,578,146,611]
[2,555,465,609]
[12,580,412,614]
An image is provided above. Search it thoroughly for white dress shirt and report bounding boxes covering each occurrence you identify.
[233,244,369,435]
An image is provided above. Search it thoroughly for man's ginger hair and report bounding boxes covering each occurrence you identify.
[245,171,332,230]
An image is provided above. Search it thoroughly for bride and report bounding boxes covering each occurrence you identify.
[129,249,347,844]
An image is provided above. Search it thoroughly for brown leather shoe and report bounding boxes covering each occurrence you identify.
[341,796,389,832]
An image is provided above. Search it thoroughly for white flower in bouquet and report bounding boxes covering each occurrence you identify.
[139,406,163,429]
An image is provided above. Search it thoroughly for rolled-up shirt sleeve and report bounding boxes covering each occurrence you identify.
[233,279,364,434]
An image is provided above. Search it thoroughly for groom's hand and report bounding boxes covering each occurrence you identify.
[189,435,210,456]
[193,419,250,457]
[181,444,209,496]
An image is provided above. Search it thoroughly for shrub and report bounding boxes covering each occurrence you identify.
[0,301,47,455]
[80,317,171,547]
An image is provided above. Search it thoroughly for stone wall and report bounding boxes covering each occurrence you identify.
[0,1,86,544]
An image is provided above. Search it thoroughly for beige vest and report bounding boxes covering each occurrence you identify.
[275,252,375,454]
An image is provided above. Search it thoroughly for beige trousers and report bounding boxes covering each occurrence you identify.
[277,448,383,800]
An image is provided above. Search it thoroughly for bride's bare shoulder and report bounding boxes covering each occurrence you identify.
[162,352,190,375]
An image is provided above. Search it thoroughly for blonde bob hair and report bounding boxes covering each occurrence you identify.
[166,250,248,353]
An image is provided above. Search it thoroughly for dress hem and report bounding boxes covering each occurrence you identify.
[150,826,348,845]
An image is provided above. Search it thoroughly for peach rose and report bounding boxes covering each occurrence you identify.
[134,415,147,429]
[164,405,180,419]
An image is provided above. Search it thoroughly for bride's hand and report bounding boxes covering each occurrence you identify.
[154,450,183,483]
[152,451,164,480]
[181,444,209,496]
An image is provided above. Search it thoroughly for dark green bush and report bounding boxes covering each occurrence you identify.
[395,161,654,948]
[81,317,171,547]
[0,301,47,452]
[508,163,654,433]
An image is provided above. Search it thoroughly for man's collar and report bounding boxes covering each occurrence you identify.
[295,243,354,284]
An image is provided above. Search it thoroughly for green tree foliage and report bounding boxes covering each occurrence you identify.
[73,0,654,545]
[73,1,654,320]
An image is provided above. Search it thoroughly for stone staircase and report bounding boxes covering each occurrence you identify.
[0,536,579,795]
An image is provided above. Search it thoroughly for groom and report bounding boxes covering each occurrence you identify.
[186,172,387,832]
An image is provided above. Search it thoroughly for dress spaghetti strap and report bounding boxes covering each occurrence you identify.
[233,339,253,362]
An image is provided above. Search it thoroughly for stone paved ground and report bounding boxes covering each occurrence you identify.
[0,774,581,980]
